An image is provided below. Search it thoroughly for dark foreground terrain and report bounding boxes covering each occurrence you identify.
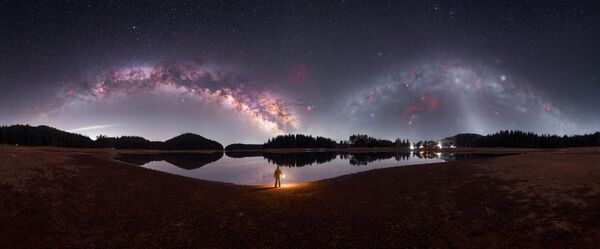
[2,146,600,248]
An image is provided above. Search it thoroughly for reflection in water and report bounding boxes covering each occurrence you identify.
[262,152,338,167]
[225,151,263,158]
[117,151,509,169]
[224,151,413,167]
[414,151,438,159]
[339,152,411,166]
[115,151,511,185]
[116,152,224,170]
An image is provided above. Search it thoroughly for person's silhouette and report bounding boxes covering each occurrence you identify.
[274,166,282,188]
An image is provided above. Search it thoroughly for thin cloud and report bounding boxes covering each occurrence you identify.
[69,124,120,132]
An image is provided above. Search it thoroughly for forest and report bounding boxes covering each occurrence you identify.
[449,130,600,148]
[340,134,411,148]
[0,125,94,148]
[225,143,264,150]
[0,125,223,150]
[263,134,338,149]
[3,125,600,150]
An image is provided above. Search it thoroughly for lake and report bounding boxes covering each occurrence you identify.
[115,151,499,185]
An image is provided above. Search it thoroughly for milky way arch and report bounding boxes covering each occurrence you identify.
[343,60,573,137]
[49,61,299,133]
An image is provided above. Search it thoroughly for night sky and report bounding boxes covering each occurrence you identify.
[2,1,599,144]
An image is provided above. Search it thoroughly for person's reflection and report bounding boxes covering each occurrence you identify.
[274,166,282,188]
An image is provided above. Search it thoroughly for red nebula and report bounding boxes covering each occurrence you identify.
[408,71,417,78]
[97,84,108,94]
[422,95,440,110]
[474,81,482,89]
[289,64,308,85]
[402,105,421,124]
[365,94,375,103]
[66,88,77,96]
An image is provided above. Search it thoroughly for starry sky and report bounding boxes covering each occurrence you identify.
[1,0,599,144]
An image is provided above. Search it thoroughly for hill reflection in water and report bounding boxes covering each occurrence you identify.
[115,151,509,185]
[116,152,224,170]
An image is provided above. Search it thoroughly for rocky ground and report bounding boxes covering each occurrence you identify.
[2,146,600,248]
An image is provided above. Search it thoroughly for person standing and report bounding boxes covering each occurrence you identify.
[274,166,282,188]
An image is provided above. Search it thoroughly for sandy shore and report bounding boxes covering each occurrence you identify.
[2,146,600,248]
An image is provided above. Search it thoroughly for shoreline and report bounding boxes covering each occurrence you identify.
[2,146,600,248]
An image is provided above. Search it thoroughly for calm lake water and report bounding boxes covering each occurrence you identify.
[115,151,497,185]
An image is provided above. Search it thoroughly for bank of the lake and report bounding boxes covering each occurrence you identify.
[2,146,600,248]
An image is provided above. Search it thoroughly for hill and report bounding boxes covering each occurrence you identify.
[443,133,484,147]
[163,133,223,150]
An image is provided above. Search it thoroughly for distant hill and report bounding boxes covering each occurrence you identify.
[443,133,483,147]
[0,125,223,150]
[225,143,263,150]
[0,124,94,148]
[163,133,223,150]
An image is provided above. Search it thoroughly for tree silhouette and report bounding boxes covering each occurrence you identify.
[0,125,93,148]
[449,130,600,148]
[347,134,409,148]
[0,125,223,150]
[225,143,264,150]
[263,134,337,149]
[414,140,437,150]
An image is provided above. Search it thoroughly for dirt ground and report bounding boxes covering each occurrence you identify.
[2,146,600,248]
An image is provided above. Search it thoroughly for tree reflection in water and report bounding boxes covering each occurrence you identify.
[117,151,511,170]
[225,151,413,167]
[224,151,264,158]
[339,152,411,166]
[413,151,438,159]
[262,152,338,167]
